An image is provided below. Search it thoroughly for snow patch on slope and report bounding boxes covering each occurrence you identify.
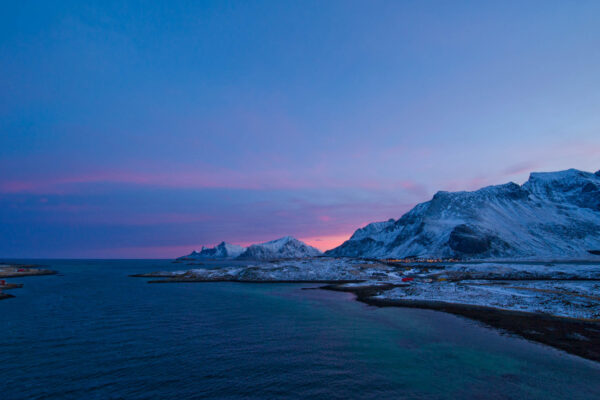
[326,169,600,260]
[179,242,246,260]
[237,236,322,260]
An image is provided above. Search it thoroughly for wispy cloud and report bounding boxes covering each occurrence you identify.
[502,161,539,176]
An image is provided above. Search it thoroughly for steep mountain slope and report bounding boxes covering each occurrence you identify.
[179,242,246,260]
[326,169,600,260]
[237,236,322,260]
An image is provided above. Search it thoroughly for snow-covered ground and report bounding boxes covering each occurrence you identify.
[139,258,600,320]
[143,258,393,281]
[437,262,600,280]
[377,280,600,320]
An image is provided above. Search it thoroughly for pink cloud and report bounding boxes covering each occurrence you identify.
[84,233,353,258]
[0,165,436,196]
[442,176,491,192]
[50,210,215,226]
[393,180,429,197]
[0,169,261,194]
[1,181,41,193]
[502,162,539,176]
[109,234,350,258]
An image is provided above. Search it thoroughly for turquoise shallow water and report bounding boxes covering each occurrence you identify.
[1,259,599,399]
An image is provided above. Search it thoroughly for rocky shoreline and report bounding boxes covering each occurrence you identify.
[0,264,57,300]
[147,278,363,284]
[321,283,600,363]
[0,264,57,278]
[132,257,600,362]
[0,292,14,300]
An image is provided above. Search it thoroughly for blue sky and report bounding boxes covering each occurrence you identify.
[1,1,599,257]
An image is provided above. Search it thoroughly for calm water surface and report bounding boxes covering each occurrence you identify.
[1,260,599,399]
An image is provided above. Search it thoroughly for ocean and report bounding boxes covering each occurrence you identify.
[1,259,599,399]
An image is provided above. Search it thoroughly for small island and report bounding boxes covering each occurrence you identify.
[0,291,14,300]
[0,264,57,278]
[0,264,57,300]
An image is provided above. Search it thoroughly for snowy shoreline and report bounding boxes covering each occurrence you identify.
[133,257,600,319]
[322,281,600,362]
[134,257,600,361]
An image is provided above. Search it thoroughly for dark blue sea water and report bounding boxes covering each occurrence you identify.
[1,260,599,399]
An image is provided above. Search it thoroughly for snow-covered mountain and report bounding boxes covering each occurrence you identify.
[237,236,322,260]
[179,242,246,260]
[326,169,600,260]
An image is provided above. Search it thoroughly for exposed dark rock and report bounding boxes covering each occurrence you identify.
[448,224,491,254]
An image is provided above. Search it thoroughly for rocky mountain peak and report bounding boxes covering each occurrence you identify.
[326,168,600,260]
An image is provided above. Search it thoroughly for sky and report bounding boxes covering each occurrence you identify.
[1,1,600,258]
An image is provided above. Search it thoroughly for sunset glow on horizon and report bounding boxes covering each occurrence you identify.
[2,1,600,258]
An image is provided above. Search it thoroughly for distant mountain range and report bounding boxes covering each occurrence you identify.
[238,236,322,260]
[179,236,321,261]
[181,242,246,260]
[326,168,600,260]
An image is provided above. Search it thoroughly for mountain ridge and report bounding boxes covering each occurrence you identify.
[326,168,600,260]
[178,236,321,261]
[237,236,322,260]
[178,241,246,260]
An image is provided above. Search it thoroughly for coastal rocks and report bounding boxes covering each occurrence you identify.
[0,292,14,300]
[0,264,57,278]
[0,264,57,300]
[135,258,388,282]
[135,258,600,320]
[376,280,600,320]
[135,258,600,361]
